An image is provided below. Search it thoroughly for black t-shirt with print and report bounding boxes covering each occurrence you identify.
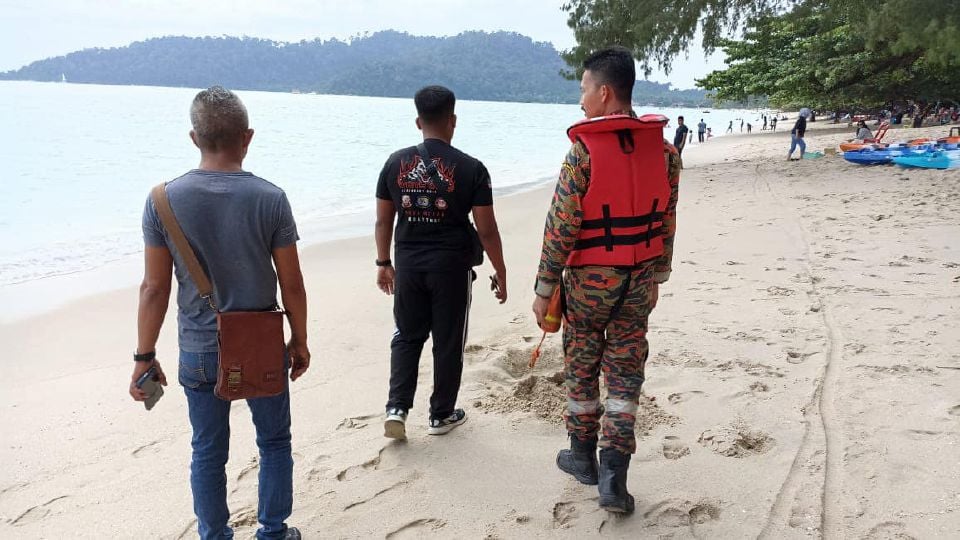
[376,138,493,271]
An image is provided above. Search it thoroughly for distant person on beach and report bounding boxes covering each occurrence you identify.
[726,121,733,134]
[375,85,508,440]
[131,86,309,540]
[532,46,680,514]
[762,115,768,130]
[740,119,744,132]
[771,117,778,132]
[856,120,872,140]
[697,118,707,142]
[707,127,713,139]
[747,122,752,133]
[674,115,690,157]
[788,108,810,160]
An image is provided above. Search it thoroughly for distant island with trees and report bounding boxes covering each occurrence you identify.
[0,31,715,107]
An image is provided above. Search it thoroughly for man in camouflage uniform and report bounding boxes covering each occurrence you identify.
[532,47,680,513]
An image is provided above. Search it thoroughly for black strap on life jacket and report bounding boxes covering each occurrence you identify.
[576,200,662,252]
[617,130,635,154]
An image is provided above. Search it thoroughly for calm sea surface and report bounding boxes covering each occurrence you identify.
[0,80,754,313]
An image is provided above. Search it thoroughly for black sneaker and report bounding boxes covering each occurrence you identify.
[384,408,408,439]
[427,409,467,435]
[284,527,302,539]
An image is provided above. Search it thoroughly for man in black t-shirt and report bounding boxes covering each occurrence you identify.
[374,85,508,440]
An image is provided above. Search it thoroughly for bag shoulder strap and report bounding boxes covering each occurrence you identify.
[415,143,443,186]
[150,184,216,306]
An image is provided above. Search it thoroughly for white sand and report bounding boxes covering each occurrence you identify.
[1,121,959,538]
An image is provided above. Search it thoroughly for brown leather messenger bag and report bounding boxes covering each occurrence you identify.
[151,184,287,401]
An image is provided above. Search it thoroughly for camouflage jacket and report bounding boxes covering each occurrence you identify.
[534,110,682,298]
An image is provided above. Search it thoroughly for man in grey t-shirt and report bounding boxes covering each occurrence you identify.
[130,86,309,540]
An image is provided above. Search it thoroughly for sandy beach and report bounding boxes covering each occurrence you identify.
[1,121,959,539]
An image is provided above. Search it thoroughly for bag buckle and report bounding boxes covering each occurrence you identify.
[227,366,242,391]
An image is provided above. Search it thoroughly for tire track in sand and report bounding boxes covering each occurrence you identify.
[752,163,843,539]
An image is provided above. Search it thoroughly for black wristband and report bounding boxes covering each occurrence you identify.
[133,351,156,362]
[375,259,392,267]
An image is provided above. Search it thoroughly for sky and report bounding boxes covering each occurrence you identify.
[0,0,727,89]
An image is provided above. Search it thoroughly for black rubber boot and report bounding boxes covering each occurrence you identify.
[598,447,635,513]
[556,436,599,485]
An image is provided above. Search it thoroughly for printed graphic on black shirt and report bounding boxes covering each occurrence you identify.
[376,140,492,272]
[397,155,457,224]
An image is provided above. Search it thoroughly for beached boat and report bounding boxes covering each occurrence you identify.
[892,150,960,170]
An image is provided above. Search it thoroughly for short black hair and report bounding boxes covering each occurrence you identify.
[415,86,456,125]
[678,115,684,121]
[582,46,635,103]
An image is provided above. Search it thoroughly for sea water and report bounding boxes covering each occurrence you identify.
[0,80,754,318]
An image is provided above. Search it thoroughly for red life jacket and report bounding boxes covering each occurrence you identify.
[566,114,671,267]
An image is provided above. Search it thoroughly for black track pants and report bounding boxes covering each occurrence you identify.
[386,269,473,420]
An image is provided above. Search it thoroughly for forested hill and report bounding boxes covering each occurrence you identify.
[0,31,710,106]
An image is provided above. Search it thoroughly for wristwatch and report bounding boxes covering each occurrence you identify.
[133,351,156,362]
[375,259,392,267]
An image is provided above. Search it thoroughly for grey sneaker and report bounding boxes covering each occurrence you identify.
[427,409,467,435]
[284,527,302,539]
[384,408,408,439]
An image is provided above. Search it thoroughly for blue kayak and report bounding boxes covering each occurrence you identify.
[891,150,960,170]
[843,144,948,166]
[843,147,910,165]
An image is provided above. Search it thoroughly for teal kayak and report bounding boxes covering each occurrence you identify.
[892,150,960,170]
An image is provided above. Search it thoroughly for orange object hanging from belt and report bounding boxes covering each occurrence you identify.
[530,286,563,368]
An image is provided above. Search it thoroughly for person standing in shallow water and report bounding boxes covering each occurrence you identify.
[532,46,681,514]
[375,85,508,440]
[131,86,309,540]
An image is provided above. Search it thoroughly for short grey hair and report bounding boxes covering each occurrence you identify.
[189,86,249,150]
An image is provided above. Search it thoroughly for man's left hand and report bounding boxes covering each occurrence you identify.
[377,266,396,295]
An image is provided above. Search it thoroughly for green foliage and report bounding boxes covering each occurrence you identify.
[560,0,796,77]
[0,31,711,106]
[696,7,960,109]
[562,0,960,108]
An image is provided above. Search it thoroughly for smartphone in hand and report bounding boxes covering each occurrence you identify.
[136,365,164,411]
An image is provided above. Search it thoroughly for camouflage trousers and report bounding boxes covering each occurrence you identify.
[562,265,658,454]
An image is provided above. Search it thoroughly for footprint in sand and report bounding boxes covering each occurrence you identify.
[551,501,580,528]
[642,499,721,528]
[10,495,69,527]
[667,391,705,404]
[228,507,258,528]
[662,436,690,460]
[336,448,385,481]
[336,413,379,430]
[698,424,774,458]
[385,518,447,539]
[949,405,960,417]
[862,521,917,540]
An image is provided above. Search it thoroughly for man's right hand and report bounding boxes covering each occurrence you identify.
[129,359,167,401]
[288,338,311,381]
[377,265,396,295]
[490,271,507,304]
[532,294,549,328]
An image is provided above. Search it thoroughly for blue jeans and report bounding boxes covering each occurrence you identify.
[789,134,806,157]
[179,350,293,540]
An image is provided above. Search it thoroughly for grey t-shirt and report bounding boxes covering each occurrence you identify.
[142,170,299,353]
